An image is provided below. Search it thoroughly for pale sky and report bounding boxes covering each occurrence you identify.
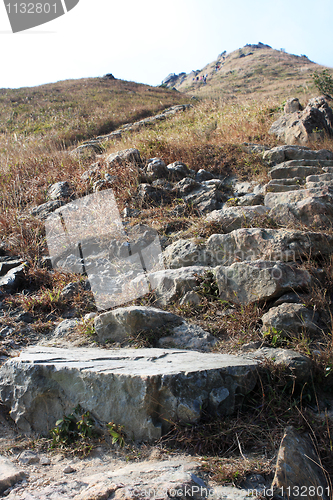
[0,0,332,89]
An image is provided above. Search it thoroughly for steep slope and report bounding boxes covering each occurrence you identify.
[0,76,189,144]
[162,43,331,100]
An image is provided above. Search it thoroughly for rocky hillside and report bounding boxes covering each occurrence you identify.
[0,68,333,498]
[162,43,331,101]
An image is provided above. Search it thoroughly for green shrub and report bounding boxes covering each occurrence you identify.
[312,70,333,99]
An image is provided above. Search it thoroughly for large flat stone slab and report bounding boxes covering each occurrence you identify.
[0,347,258,442]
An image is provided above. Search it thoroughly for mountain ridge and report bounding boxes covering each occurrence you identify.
[162,43,332,101]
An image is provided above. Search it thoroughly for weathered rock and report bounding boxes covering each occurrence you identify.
[179,290,201,306]
[158,322,217,352]
[232,180,257,196]
[306,172,333,189]
[0,258,24,276]
[166,161,193,181]
[205,228,333,266]
[94,306,183,343]
[0,263,27,292]
[59,282,80,299]
[0,455,26,494]
[138,183,170,206]
[53,319,80,338]
[236,192,264,206]
[162,239,204,269]
[182,184,225,213]
[146,158,169,180]
[269,163,323,180]
[269,96,333,145]
[214,261,311,305]
[18,450,39,465]
[271,426,329,500]
[2,453,260,500]
[106,148,142,167]
[263,145,333,166]
[205,205,270,232]
[265,182,302,193]
[261,303,321,337]
[31,200,65,220]
[264,186,333,208]
[246,347,312,383]
[0,346,258,441]
[268,187,333,229]
[284,97,302,114]
[47,181,72,201]
[146,266,209,305]
[173,177,201,195]
[195,169,214,182]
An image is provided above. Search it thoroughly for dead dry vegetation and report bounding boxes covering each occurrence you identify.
[1,78,333,489]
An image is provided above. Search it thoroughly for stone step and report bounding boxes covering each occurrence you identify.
[263,146,333,165]
[264,186,333,209]
[0,346,258,442]
[269,164,323,180]
[205,228,333,266]
[214,260,311,305]
[271,159,333,169]
[205,205,270,232]
[306,172,333,189]
[265,182,302,193]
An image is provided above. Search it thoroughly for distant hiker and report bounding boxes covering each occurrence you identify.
[203,76,207,84]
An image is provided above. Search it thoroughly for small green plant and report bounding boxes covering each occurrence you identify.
[106,422,126,447]
[312,70,333,100]
[50,404,95,447]
[262,326,285,347]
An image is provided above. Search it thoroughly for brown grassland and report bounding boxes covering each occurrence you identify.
[1,49,333,489]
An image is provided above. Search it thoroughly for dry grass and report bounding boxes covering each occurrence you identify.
[1,72,333,489]
[159,361,333,486]
[0,77,189,144]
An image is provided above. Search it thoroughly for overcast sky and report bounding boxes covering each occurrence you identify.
[0,0,332,89]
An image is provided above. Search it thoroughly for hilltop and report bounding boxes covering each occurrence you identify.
[162,42,331,100]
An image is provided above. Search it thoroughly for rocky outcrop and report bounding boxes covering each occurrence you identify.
[71,105,191,156]
[269,96,333,145]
